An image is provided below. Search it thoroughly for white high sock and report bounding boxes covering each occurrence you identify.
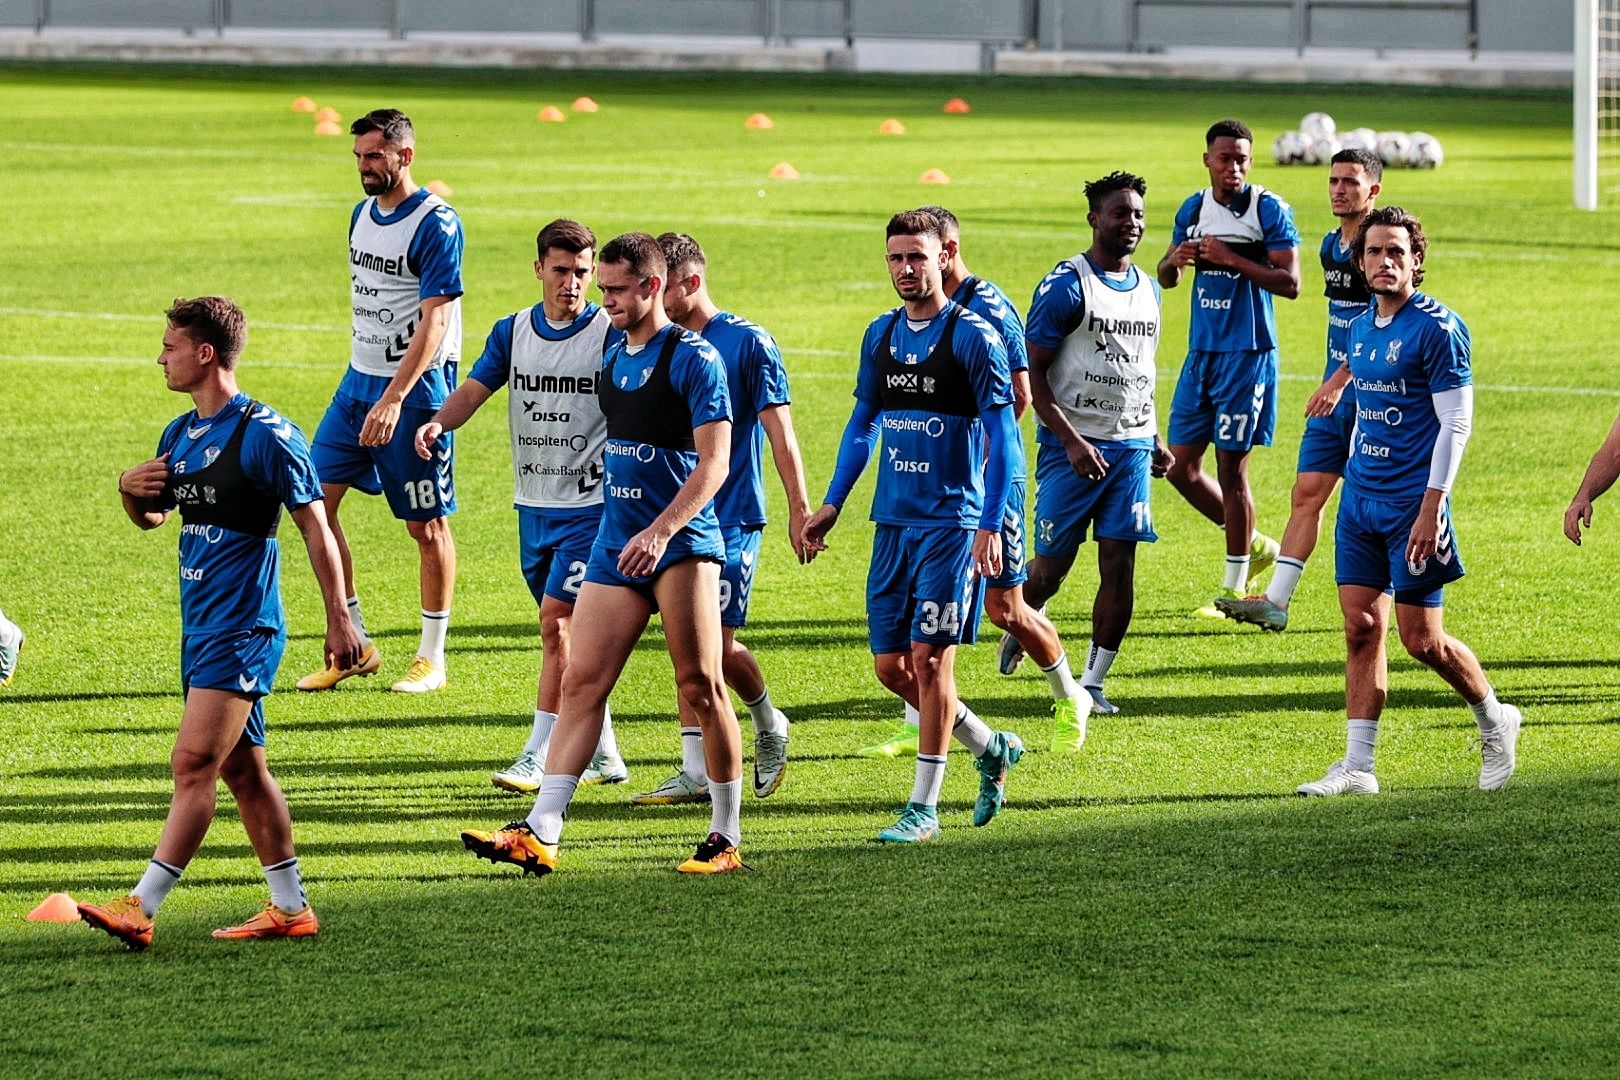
[1081,642,1117,690]
[524,709,557,757]
[1222,556,1250,592]
[951,704,993,757]
[263,856,307,913]
[596,703,623,764]
[903,702,921,731]
[708,778,742,846]
[1469,690,1504,735]
[679,727,708,784]
[1266,557,1306,607]
[525,774,580,845]
[418,609,450,665]
[744,689,787,736]
[1040,651,1083,701]
[134,858,183,917]
[345,596,369,641]
[910,754,947,808]
[1345,718,1379,772]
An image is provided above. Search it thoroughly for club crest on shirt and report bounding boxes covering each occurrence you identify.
[203,447,221,468]
[1385,339,1403,367]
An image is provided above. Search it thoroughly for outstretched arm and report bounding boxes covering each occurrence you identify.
[1565,412,1620,545]
[801,398,882,560]
[415,379,495,459]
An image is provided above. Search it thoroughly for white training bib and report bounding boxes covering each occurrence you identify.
[348,193,462,378]
[1043,257,1161,442]
[507,306,611,508]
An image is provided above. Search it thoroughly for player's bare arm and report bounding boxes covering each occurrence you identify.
[1198,238,1302,299]
[759,404,815,564]
[971,528,1003,580]
[616,418,732,578]
[1011,368,1032,420]
[1405,489,1448,565]
[118,454,172,529]
[1028,342,1108,479]
[1157,238,1200,288]
[361,293,456,447]
[1152,434,1175,478]
[414,379,495,459]
[290,501,365,673]
[1565,412,1620,545]
[1306,362,1353,418]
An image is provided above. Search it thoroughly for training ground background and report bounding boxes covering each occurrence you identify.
[0,62,1617,1079]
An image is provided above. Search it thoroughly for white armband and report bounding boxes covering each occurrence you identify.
[1427,385,1473,493]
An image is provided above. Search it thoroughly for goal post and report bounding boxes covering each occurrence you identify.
[1577,0,1598,209]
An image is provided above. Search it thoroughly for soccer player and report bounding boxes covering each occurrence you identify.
[1020,172,1172,721]
[1564,412,1620,545]
[628,231,811,805]
[802,210,1022,843]
[299,107,464,694]
[0,604,20,687]
[1220,148,1383,631]
[1297,207,1523,796]
[79,297,363,949]
[859,206,1090,757]
[460,232,747,874]
[412,219,628,794]
[1156,118,1299,617]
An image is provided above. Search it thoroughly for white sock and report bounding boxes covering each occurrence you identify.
[679,727,708,784]
[1469,690,1504,735]
[707,778,742,846]
[524,709,557,757]
[1222,556,1250,592]
[263,856,308,913]
[1040,651,1083,701]
[525,773,580,845]
[951,704,993,757]
[345,596,369,641]
[418,609,450,665]
[134,858,183,917]
[1266,557,1306,607]
[744,689,787,736]
[1345,718,1379,772]
[903,702,921,731]
[910,754,947,808]
[1081,642,1117,690]
[596,703,623,764]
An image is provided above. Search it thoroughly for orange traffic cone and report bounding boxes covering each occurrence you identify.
[537,106,566,123]
[426,179,454,198]
[768,162,800,180]
[290,96,317,113]
[315,106,342,124]
[943,98,971,114]
[919,168,950,184]
[571,96,599,113]
[26,892,78,923]
[314,121,343,136]
[878,118,906,135]
[745,112,775,130]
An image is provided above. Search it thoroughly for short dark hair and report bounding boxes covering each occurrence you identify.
[1353,205,1427,286]
[1084,171,1147,212]
[1330,147,1383,181]
[656,232,707,277]
[536,219,596,260]
[599,231,667,282]
[166,296,246,369]
[350,108,414,146]
[915,205,960,238]
[1206,118,1252,146]
[886,209,944,243]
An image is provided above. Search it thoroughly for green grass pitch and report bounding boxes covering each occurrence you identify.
[1,62,1618,1078]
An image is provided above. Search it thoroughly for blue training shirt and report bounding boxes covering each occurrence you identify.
[1171,185,1299,353]
[155,392,324,635]
[698,311,791,530]
[951,276,1029,484]
[1344,292,1471,501]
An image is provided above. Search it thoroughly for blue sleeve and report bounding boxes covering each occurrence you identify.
[348,201,364,239]
[407,205,465,301]
[1025,265,1083,350]
[979,405,1016,532]
[242,407,325,511]
[980,286,1028,373]
[854,318,888,404]
[1261,192,1301,250]
[958,316,1013,414]
[467,315,517,391]
[822,398,883,510]
[749,330,791,412]
[675,338,733,428]
[1425,314,1472,393]
[1171,194,1199,245]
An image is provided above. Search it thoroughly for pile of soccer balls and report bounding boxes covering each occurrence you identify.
[1272,113,1443,169]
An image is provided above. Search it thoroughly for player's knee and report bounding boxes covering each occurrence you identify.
[982,590,1016,630]
[674,669,725,716]
[1290,477,1333,516]
[407,516,452,547]
[1342,609,1382,650]
[1166,458,1198,487]
[170,745,220,786]
[1399,627,1448,667]
[908,646,947,687]
[873,653,910,694]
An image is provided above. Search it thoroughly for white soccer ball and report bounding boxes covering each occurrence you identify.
[1272,130,1308,165]
[1340,127,1378,153]
[1300,112,1337,141]
[1302,134,1341,166]
[1405,131,1444,168]
[1377,131,1411,167]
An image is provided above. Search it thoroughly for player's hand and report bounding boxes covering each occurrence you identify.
[1305,380,1346,418]
[787,504,813,565]
[1404,493,1446,567]
[360,398,402,447]
[118,454,170,498]
[325,619,364,675]
[1197,236,1235,268]
[616,525,669,579]
[800,504,839,563]
[972,528,1003,580]
[1170,239,1202,267]
[414,421,444,461]
[1151,438,1175,479]
[1564,497,1595,546]
[1065,436,1108,480]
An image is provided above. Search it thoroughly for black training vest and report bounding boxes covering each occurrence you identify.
[877,303,978,418]
[1321,232,1370,305]
[164,401,281,538]
[598,328,695,450]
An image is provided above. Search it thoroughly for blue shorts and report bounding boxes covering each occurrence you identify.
[1167,349,1279,451]
[583,536,724,610]
[1334,487,1463,606]
[1296,399,1356,476]
[311,393,457,521]
[719,525,763,628]
[984,480,1030,591]
[1033,442,1157,558]
[867,524,979,654]
[180,626,286,747]
[518,506,602,606]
